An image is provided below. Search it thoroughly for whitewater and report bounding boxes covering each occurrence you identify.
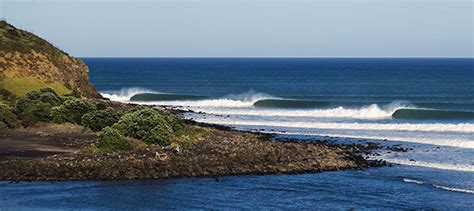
[102,88,474,179]
[77,58,474,207]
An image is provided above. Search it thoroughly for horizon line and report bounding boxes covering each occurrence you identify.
[79,56,474,59]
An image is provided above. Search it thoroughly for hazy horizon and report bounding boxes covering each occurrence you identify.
[1,0,473,58]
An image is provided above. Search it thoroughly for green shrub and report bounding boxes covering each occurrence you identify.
[14,88,63,127]
[144,121,173,146]
[90,100,107,110]
[51,98,96,124]
[113,107,173,145]
[96,126,134,151]
[165,114,184,132]
[81,108,121,132]
[39,91,63,106]
[50,106,67,124]
[0,102,16,128]
[128,106,184,132]
[0,88,15,103]
[18,101,52,126]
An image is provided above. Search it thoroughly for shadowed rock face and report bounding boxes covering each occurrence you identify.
[0,20,101,99]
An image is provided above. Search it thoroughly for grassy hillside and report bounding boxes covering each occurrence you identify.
[0,20,101,99]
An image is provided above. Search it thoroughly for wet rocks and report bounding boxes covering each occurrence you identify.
[385,145,412,152]
[0,127,383,181]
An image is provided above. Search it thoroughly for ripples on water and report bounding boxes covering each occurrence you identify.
[1,166,473,209]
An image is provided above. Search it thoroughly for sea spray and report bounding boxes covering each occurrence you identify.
[190,101,416,119]
[101,87,157,102]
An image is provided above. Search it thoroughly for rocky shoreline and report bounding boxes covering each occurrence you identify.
[0,120,385,181]
[0,20,383,182]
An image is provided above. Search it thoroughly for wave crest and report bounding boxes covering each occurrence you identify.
[101,87,158,102]
[194,101,414,119]
[150,90,276,108]
[100,89,474,120]
[101,88,277,108]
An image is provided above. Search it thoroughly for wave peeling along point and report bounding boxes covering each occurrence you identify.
[100,87,158,102]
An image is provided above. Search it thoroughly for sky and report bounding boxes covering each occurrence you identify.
[1,0,473,58]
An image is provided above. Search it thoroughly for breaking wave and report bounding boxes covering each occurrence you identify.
[102,88,277,108]
[100,88,474,120]
[195,101,413,119]
[101,87,158,102]
[392,109,474,120]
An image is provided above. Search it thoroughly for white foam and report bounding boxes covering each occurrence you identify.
[385,158,474,172]
[149,99,259,108]
[433,184,474,194]
[403,178,425,184]
[138,90,276,108]
[190,101,413,119]
[193,117,474,134]
[403,179,474,194]
[101,87,157,102]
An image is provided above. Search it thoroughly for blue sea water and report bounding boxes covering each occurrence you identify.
[1,58,473,209]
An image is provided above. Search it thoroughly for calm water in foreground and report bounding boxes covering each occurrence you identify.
[1,58,473,209]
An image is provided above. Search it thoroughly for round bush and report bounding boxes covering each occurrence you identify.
[16,99,55,126]
[144,122,173,146]
[14,88,64,127]
[51,106,67,124]
[113,107,173,145]
[96,126,134,151]
[81,108,120,132]
[39,92,63,106]
[51,98,96,124]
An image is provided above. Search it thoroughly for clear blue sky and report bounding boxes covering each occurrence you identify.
[1,0,473,57]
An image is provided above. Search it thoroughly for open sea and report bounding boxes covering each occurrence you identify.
[1,58,473,209]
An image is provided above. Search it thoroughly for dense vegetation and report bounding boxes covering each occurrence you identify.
[14,87,64,126]
[0,102,16,128]
[0,88,196,151]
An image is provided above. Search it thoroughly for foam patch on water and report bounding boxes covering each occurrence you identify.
[403,178,474,194]
[192,117,474,134]
[403,178,425,184]
[387,159,474,172]
[433,184,474,194]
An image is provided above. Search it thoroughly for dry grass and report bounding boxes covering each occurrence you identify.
[0,76,71,96]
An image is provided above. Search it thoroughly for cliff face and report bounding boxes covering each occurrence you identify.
[0,21,101,98]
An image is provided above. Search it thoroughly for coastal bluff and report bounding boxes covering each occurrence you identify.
[0,20,101,99]
[0,21,384,182]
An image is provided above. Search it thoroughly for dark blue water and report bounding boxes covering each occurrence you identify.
[87,58,474,102]
[1,58,473,209]
[1,166,473,209]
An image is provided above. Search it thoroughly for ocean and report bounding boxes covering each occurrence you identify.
[1,58,473,209]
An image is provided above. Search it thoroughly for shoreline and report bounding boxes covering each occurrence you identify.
[0,102,386,182]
